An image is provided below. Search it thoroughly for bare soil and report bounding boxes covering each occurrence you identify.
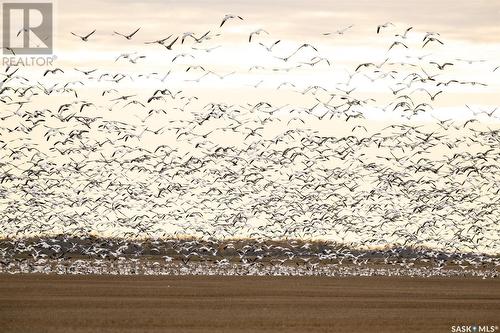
[0,274,499,333]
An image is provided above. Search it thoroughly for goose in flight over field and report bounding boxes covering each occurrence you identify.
[114,28,141,40]
[429,61,453,70]
[259,40,280,52]
[115,52,138,62]
[377,22,394,34]
[395,27,413,39]
[181,32,196,44]
[194,31,211,43]
[249,29,269,42]
[144,35,172,45]
[2,47,15,55]
[423,31,440,41]
[274,43,317,62]
[387,41,408,52]
[74,68,97,76]
[164,37,179,50]
[322,25,354,35]
[43,68,64,76]
[422,37,444,48]
[220,14,243,27]
[16,28,29,37]
[181,31,210,44]
[71,30,96,41]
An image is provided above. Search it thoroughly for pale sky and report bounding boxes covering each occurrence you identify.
[3,0,500,113]
[26,0,498,117]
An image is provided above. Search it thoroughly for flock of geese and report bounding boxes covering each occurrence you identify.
[1,236,498,277]
[1,15,499,277]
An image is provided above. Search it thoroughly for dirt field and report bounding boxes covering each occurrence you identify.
[0,275,499,333]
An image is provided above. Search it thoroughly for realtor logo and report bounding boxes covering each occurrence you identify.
[2,2,53,55]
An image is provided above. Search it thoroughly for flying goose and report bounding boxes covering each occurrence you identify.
[71,30,96,41]
[113,28,141,40]
[220,14,243,27]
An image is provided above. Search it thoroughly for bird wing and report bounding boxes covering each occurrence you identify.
[355,63,365,72]
[196,31,210,42]
[220,17,228,27]
[166,37,179,49]
[129,28,140,37]
[85,30,96,38]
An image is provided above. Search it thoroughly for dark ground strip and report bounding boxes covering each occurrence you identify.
[0,274,499,333]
